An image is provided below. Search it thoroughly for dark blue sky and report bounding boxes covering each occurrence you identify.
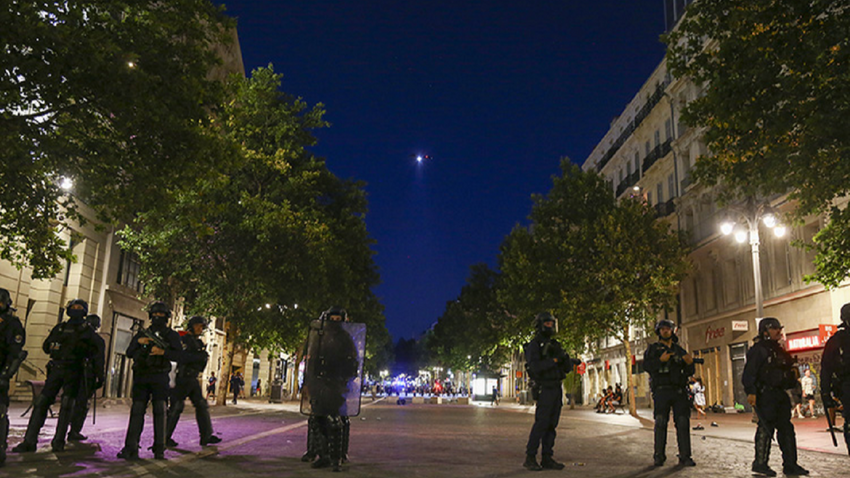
[220,1,668,340]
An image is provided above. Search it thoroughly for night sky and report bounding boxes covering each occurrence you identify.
[219,1,668,340]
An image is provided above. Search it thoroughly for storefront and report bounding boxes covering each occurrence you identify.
[685,316,755,411]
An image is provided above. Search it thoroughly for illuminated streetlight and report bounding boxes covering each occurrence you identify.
[59,176,73,191]
[127,61,136,68]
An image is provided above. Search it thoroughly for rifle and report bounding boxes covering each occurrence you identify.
[141,327,169,351]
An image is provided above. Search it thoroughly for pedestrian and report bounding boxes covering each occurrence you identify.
[643,319,697,467]
[742,317,809,476]
[207,372,217,400]
[230,372,241,404]
[607,384,623,414]
[821,302,850,455]
[166,316,221,448]
[491,386,500,406]
[117,301,183,460]
[14,299,99,453]
[300,306,361,471]
[522,312,574,471]
[68,314,106,441]
[788,368,804,419]
[800,369,816,418]
[256,378,262,397]
[692,377,707,420]
[0,288,27,466]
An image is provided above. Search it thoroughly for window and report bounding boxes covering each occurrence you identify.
[645,141,651,157]
[626,161,632,177]
[633,152,640,174]
[657,183,664,204]
[647,191,653,206]
[665,118,673,141]
[619,168,625,181]
[117,250,143,293]
[668,173,676,198]
[654,130,661,148]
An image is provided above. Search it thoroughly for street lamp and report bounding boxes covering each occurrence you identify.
[719,197,787,318]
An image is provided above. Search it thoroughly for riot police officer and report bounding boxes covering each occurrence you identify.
[165,315,221,447]
[303,306,360,472]
[742,317,809,476]
[14,298,98,453]
[822,302,850,455]
[523,312,573,471]
[117,301,183,460]
[0,288,26,466]
[68,314,105,441]
[643,319,696,467]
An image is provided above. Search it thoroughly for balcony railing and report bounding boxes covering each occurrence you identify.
[654,198,677,217]
[615,171,641,197]
[642,139,672,174]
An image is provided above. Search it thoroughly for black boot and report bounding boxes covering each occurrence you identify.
[196,400,220,445]
[152,400,167,459]
[68,392,90,441]
[782,464,809,476]
[166,396,183,447]
[341,416,350,463]
[0,404,9,466]
[541,455,565,470]
[311,417,331,468]
[302,417,319,462]
[523,454,542,471]
[776,423,806,475]
[752,463,777,477]
[117,400,146,460]
[327,416,344,472]
[52,395,75,452]
[67,431,87,441]
[13,394,51,452]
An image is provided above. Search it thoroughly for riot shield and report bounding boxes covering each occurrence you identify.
[300,320,366,417]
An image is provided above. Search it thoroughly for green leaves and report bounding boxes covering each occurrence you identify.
[666,0,850,287]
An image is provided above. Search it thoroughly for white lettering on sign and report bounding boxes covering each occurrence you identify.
[732,320,749,331]
[706,326,725,343]
[786,335,821,352]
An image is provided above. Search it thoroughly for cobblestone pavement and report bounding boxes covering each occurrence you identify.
[3,397,848,477]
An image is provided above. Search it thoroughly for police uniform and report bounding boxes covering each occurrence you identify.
[644,328,695,467]
[0,290,26,466]
[68,315,105,441]
[14,299,98,453]
[742,318,808,476]
[821,303,850,455]
[303,308,359,472]
[166,318,220,447]
[523,312,571,471]
[118,303,183,460]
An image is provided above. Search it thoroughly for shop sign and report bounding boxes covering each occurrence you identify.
[786,335,822,352]
[705,325,725,343]
[732,320,749,331]
[516,370,523,378]
[820,324,839,344]
[576,363,586,375]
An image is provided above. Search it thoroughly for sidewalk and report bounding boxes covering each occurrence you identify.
[494,400,848,456]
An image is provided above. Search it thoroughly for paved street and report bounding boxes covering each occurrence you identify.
[4,397,849,477]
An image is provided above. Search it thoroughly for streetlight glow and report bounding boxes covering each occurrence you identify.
[773,225,787,238]
[734,229,748,244]
[59,176,74,191]
[720,221,735,236]
[762,213,777,228]
[128,61,136,68]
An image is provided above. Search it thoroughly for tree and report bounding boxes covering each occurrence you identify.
[1,1,234,278]
[665,0,850,287]
[500,161,690,415]
[120,66,388,403]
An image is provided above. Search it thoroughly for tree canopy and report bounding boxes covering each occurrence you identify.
[1,1,233,278]
[665,0,850,287]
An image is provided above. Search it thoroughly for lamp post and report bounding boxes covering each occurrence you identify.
[719,198,787,318]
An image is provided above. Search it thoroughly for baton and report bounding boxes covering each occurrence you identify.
[825,403,838,447]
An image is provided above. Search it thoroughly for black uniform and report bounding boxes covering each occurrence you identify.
[118,324,182,459]
[15,316,98,452]
[524,333,571,460]
[166,332,218,445]
[0,308,26,465]
[820,325,850,454]
[644,339,695,466]
[742,337,801,471]
[69,329,105,439]
[304,319,359,471]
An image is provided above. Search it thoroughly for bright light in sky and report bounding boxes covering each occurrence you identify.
[416,155,423,163]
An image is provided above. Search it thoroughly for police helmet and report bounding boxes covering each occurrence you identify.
[758,317,783,338]
[534,312,556,330]
[187,315,208,329]
[66,298,89,316]
[841,303,850,326]
[655,319,676,336]
[0,288,12,312]
[86,314,102,330]
[148,301,172,319]
[323,306,348,322]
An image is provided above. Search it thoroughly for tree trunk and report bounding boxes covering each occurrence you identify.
[216,320,237,406]
[622,325,638,418]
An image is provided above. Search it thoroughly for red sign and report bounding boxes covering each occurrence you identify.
[820,324,839,345]
[516,370,523,378]
[576,363,586,375]
[706,326,725,343]
[604,360,610,370]
[786,335,822,352]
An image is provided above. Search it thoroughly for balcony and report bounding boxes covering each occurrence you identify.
[642,139,672,174]
[616,172,641,197]
[654,198,677,217]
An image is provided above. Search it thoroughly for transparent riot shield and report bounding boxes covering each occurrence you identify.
[300,321,366,417]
